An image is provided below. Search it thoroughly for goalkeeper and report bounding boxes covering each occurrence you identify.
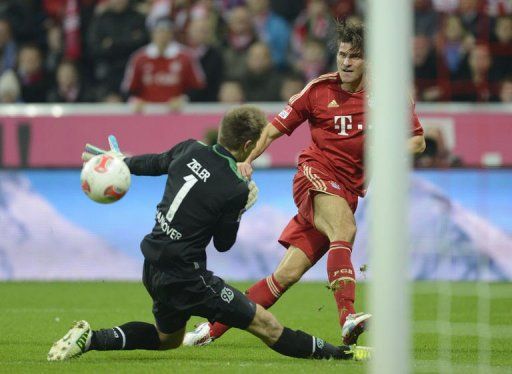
[48,105,371,362]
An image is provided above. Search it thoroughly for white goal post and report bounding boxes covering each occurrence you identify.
[367,1,412,374]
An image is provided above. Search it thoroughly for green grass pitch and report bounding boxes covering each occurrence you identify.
[1,281,511,373]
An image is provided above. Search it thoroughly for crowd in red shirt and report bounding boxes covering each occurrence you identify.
[0,0,511,105]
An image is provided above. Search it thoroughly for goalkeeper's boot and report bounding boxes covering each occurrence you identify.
[47,320,92,361]
[346,345,372,361]
[183,322,213,347]
[342,312,372,345]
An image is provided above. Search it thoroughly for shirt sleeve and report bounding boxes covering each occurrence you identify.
[270,87,311,136]
[212,186,248,252]
[411,102,424,136]
[121,52,142,97]
[124,139,195,176]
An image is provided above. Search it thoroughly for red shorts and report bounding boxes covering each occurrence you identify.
[278,162,359,264]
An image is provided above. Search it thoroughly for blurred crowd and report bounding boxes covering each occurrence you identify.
[0,0,512,107]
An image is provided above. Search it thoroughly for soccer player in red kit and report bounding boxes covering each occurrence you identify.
[185,21,426,346]
[121,18,205,111]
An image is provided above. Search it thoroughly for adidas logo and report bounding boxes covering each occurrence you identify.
[328,99,339,108]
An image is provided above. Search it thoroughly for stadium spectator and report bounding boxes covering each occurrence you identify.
[438,15,474,78]
[87,0,147,94]
[240,41,281,101]
[218,79,245,103]
[458,0,491,39]
[190,0,225,46]
[16,44,49,103]
[0,69,20,103]
[246,0,291,69]
[498,76,512,102]
[222,5,258,80]
[414,34,443,101]
[414,0,439,36]
[293,38,328,82]
[186,18,224,102]
[451,43,497,101]
[45,23,64,77]
[121,18,205,110]
[270,0,305,22]
[0,1,510,104]
[279,73,304,102]
[146,0,219,43]
[487,0,512,16]
[432,0,459,13]
[0,0,38,43]
[291,0,336,61]
[0,18,16,75]
[47,60,92,102]
[492,15,512,79]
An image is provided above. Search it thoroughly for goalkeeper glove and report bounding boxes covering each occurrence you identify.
[82,135,125,163]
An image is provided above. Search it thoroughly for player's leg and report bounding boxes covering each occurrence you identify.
[47,320,183,361]
[187,245,312,345]
[247,304,370,360]
[193,277,371,360]
[312,192,371,344]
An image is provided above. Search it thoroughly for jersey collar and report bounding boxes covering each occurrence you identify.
[213,144,245,181]
[213,144,237,162]
[146,42,181,58]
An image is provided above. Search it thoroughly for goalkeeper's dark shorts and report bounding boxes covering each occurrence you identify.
[142,260,257,334]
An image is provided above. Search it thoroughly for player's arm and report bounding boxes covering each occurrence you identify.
[123,151,175,176]
[82,138,194,176]
[408,135,426,154]
[212,182,258,252]
[247,123,284,163]
[409,104,426,154]
[124,139,195,175]
[238,123,283,179]
[239,88,311,179]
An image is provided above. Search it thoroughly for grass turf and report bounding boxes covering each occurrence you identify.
[1,281,511,373]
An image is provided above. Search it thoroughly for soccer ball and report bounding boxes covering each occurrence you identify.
[80,154,131,204]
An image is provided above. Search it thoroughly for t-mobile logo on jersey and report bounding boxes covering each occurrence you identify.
[334,115,364,136]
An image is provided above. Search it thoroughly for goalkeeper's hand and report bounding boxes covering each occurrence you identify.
[244,180,259,211]
[82,135,125,163]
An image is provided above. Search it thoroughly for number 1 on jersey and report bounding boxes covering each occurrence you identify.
[165,174,198,223]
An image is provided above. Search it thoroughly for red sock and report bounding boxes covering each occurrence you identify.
[210,274,286,339]
[327,241,356,328]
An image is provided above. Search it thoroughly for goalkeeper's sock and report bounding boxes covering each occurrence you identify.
[270,327,352,360]
[88,322,160,351]
[210,274,286,339]
[327,241,356,327]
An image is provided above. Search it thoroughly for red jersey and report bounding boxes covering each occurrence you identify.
[271,72,424,197]
[122,42,205,102]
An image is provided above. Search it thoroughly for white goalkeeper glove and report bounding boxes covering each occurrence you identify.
[82,135,125,163]
[244,180,259,211]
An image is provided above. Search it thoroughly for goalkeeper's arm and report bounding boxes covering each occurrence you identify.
[124,151,174,176]
[213,182,258,252]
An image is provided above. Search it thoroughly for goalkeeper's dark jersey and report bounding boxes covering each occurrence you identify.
[124,140,249,275]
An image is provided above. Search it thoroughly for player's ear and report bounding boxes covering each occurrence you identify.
[243,139,253,153]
